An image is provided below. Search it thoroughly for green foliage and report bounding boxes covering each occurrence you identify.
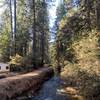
[0,11,11,62]
[53,0,100,66]
[0,0,50,67]
[50,0,100,99]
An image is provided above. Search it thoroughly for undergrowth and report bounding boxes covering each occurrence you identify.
[61,30,100,100]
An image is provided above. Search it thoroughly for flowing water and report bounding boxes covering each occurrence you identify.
[31,76,68,100]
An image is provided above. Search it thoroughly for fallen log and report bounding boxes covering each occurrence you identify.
[0,67,54,100]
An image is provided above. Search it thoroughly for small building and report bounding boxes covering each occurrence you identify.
[0,63,9,72]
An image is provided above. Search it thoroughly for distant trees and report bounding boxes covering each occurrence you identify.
[0,0,49,67]
[31,0,49,66]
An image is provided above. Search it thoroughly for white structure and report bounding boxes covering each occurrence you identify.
[0,63,9,72]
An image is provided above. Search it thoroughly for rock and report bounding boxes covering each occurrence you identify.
[65,87,78,95]
[72,95,84,100]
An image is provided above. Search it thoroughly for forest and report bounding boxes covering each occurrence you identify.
[0,0,100,100]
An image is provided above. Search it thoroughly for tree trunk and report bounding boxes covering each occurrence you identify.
[41,0,46,66]
[85,0,91,30]
[13,0,17,55]
[9,0,13,56]
[96,0,100,31]
[32,0,36,67]
[56,40,61,76]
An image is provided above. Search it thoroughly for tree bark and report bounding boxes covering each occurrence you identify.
[13,0,17,55]
[9,0,13,56]
[85,0,91,30]
[41,0,46,66]
[96,0,100,31]
[32,0,36,67]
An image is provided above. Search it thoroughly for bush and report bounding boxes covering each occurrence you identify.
[61,30,100,100]
[9,54,33,72]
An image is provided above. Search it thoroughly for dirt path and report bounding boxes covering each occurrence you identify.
[31,76,69,100]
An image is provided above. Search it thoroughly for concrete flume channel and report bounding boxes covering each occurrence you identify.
[0,68,54,100]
